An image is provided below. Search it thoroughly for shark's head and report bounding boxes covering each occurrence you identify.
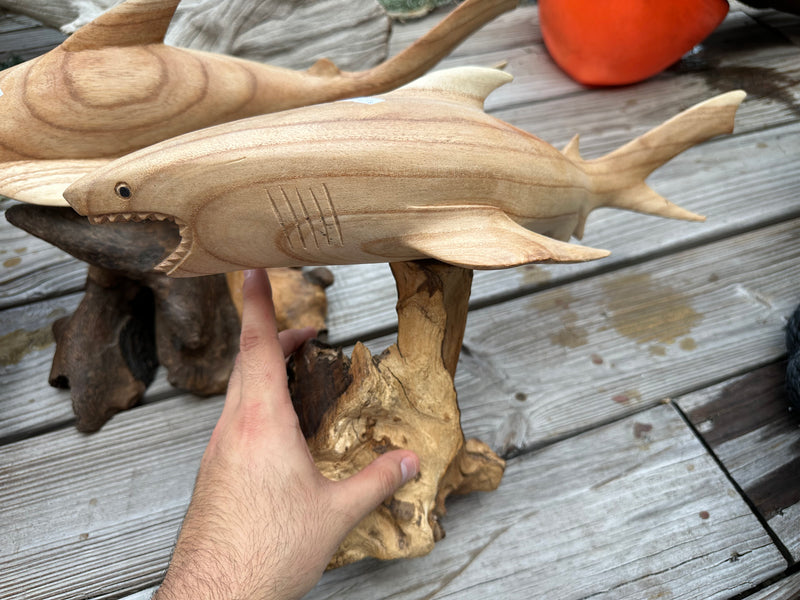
[63,153,195,275]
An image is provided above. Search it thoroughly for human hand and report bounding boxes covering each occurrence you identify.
[154,269,419,600]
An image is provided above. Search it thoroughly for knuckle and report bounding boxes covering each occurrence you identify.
[239,324,264,353]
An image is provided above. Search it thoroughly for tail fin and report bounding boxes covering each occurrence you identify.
[344,0,518,94]
[568,91,746,237]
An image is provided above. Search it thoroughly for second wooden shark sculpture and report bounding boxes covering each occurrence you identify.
[0,0,517,205]
[64,67,746,275]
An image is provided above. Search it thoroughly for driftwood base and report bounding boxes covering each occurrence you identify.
[288,260,505,567]
[6,204,332,431]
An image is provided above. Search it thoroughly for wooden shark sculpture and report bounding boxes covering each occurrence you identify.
[63,67,746,275]
[0,0,518,205]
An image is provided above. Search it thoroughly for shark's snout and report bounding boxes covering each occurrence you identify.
[62,178,91,215]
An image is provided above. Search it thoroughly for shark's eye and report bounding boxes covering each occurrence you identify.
[115,182,132,198]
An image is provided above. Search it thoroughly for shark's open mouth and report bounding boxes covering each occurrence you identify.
[88,212,192,274]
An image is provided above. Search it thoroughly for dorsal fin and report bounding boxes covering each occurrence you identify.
[307,58,341,77]
[562,134,582,161]
[62,0,179,51]
[394,66,513,109]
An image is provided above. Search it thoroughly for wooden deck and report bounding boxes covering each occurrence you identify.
[2,3,800,598]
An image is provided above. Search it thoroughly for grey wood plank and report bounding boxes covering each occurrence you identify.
[676,362,800,562]
[0,292,79,437]
[730,1,800,48]
[4,215,800,451]
[0,393,223,600]
[386,3,543,60]
[0,11,46,33]
[1,400,785,599]
[0,25,64,61]
[747,570,800,600]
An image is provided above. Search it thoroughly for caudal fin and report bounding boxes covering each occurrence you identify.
[569,91,746,236]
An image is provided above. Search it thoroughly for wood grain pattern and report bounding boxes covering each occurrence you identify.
[290,261,504,567]
[307,405,785,599]
[3,4,798,312]
[322,119,800,343]
[62,66,741,276]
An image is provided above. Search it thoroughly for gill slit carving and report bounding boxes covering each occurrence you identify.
[296,187,320,250]
[281,186,307,250]
[321,183,344,246]
[267,187,294,249]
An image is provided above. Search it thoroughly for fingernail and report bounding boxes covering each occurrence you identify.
[244,269,257,280]
[400,456,418,484]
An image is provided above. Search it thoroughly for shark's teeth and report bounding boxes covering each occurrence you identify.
[87,211,191,273]
[89,211,177,225]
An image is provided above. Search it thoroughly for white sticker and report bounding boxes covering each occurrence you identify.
[342,97,384,105]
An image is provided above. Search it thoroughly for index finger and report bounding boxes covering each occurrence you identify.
[238,269,291,405]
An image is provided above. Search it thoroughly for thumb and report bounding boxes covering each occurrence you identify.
[333,450,420,527]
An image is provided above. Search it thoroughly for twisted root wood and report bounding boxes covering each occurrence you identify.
[288,260,505,567]
[5,204,331,431]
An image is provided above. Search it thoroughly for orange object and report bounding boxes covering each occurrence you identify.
[539,0,729,86]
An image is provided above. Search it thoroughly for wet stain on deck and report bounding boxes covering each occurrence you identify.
[672,36,800,117]
[602,273,702,348]
[0,325,54,366]
[530,289,590,348]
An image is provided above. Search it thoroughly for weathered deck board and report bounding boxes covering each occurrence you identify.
[0,393,220,600]
[307,405,785,600]
[677,362,800,561]
[0,12,63,62]
[386,2,543,60]
[3,215,800,455]
[747,570,800,600]
[1,399,784,600]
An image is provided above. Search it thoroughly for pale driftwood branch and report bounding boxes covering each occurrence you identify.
[289,260,505,568]
[225,267,333,334]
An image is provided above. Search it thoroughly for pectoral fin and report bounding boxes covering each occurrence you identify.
[406,206,609,269]
[0,159,110,206]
